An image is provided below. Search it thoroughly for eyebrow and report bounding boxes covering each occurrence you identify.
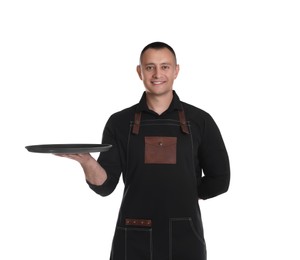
[144,62,172,66]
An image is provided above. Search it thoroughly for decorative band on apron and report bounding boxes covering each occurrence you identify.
[132,106,190,135]
[125,218,152,227]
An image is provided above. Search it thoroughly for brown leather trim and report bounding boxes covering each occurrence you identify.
[178,109,190,134]
[145,136,177,164]
[132,112,142,135]
[125,218,152,227]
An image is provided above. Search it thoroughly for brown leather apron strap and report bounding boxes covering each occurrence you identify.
[178,108,190,134]
[132,111,142,135]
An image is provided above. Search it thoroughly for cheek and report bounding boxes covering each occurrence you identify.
[139,72,147,80]
[143,73,153,81]
[171,72,178,79]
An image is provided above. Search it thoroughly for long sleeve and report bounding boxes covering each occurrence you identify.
[197,114,230,200]
[87,116,123,197]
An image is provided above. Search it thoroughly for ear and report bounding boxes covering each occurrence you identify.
[136,65,143,80]
[174,64,180,79]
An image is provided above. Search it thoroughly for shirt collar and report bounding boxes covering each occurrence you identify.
[136,90,182,113]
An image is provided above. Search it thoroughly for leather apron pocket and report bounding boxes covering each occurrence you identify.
[170,218,206,260]
[144,136,177,164]
[111,227,152,260]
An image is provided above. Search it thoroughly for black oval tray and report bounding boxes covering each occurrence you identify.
[25,144,112,154]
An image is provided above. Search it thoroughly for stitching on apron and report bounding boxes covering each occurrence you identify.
[132,106,190,135]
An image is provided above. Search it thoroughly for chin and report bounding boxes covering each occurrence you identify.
[148,89,172,96]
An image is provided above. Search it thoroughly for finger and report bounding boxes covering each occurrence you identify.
[53,153,65,157]
[63,154,80,159]
[53,153,78,159]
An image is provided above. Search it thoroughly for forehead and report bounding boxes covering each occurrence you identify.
[140,48,176,64]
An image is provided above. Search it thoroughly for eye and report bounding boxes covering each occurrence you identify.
[162,65,170,70]
[145,65,154,71]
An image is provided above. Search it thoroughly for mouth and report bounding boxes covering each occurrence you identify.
[151,81,165,85]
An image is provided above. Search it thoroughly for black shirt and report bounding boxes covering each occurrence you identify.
[88,91,230,199]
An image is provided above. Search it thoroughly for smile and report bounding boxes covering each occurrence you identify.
[151,81,165,85]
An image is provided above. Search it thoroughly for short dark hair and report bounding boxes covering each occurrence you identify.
[139,41,177,64]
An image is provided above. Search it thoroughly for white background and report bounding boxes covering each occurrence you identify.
[1,0,299,259]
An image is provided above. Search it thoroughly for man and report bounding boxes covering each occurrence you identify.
[59,42,230,259]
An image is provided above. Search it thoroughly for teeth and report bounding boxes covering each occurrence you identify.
[152,81,163,85]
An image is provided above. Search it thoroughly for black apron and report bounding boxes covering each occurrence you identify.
[110,108,206,260]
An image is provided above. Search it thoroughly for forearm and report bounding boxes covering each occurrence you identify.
[80,156,107,186]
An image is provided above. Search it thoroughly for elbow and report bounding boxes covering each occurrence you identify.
[86,176,119,197]
[88,183,116,197]
[198,173,230,200]
[221,174,230,194]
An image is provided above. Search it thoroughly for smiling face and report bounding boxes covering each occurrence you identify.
[137,47,179,97]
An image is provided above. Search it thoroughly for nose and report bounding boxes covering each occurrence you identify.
[153,67,162,78]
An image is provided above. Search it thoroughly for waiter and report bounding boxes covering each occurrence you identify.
[59,42,230,260]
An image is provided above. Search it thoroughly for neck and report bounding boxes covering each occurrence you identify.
[146,91,173,115]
